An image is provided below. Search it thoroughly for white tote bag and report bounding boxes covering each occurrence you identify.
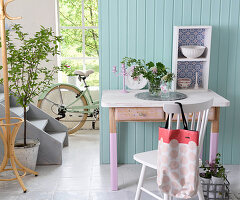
[157,103,199,199]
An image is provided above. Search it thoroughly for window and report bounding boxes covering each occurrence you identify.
[58,0,99,87]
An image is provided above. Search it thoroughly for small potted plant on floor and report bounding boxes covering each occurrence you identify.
[200,161,212,196]
[200,153,227,199]
[121,57,174,96]
[209,153,226,198]
[0,24,62,170]
[60,63,78,85]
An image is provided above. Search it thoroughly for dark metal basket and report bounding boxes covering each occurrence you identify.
[201,178,230,200]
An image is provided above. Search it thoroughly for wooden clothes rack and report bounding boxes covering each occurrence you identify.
[0,0,38,193]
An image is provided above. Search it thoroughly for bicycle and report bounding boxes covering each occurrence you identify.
[37,70,99,134]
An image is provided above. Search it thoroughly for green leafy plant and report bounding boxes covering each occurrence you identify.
[162,73,175,83]
[120,57,145,67]
[200,153,226,179]
[210,153,226,179]
[121,57,174,86]
[200,161,213,179]
[60,64,78,76]
[0,24,62,147]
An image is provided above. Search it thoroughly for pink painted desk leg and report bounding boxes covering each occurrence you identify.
[210,133,219,163]
[110,133,118,191]
[209,107,220,163]
[109,108,118,191]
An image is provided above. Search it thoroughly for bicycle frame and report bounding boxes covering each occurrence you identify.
[38,82,99,115]
[66,86,99,114]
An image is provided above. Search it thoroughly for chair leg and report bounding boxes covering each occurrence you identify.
[135,165,146,200]
[197,178,204,200]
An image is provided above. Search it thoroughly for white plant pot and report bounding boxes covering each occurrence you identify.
[14,139,40,172]
[200,176,211,196]
[68,76,77,85]
[209,176,225,198]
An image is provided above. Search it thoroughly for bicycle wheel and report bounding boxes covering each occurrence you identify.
[37,84,88,134]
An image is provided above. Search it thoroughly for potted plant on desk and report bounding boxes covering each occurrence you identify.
[0,24,62,170]
[121,57,174,97]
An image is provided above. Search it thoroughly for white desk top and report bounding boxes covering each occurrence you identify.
[101,90,230,108]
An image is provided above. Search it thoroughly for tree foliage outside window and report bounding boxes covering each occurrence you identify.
[59,0,99,86]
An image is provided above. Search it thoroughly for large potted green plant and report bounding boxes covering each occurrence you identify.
[0,24,62,170]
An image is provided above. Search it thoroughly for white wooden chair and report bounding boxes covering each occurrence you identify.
[133,99,213,200]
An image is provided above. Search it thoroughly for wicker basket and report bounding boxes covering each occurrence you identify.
[201,178,230,200]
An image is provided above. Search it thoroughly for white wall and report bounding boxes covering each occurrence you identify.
[0,0,58,81]
[7,0,56,35]
[0,0,59,104]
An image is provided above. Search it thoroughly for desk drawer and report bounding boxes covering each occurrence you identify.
[170,107,215,121]
[115,107,164,121]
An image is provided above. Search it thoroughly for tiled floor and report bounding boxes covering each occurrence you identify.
[0,130,239,200]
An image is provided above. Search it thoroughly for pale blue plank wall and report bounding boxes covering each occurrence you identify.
[99,0,240,164]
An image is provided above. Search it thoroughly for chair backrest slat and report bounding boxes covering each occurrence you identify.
[186,114,189,127]
[168,114,172,130]
[176,114,180,129]
[198,110,206,155]
[196,112,202,131]
[191,112,196,130]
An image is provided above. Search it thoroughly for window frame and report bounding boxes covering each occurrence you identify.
[56,0,99,83]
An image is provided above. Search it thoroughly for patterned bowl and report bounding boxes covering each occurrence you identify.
[177,78,191,89]
[180,45,206,59]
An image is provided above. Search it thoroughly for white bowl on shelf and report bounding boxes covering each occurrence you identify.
[180,45,206,59]
[177,78,192,89]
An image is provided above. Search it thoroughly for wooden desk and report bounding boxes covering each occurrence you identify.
[101,90,230,191]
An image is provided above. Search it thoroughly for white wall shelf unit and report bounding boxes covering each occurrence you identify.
[172,26,212,91]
